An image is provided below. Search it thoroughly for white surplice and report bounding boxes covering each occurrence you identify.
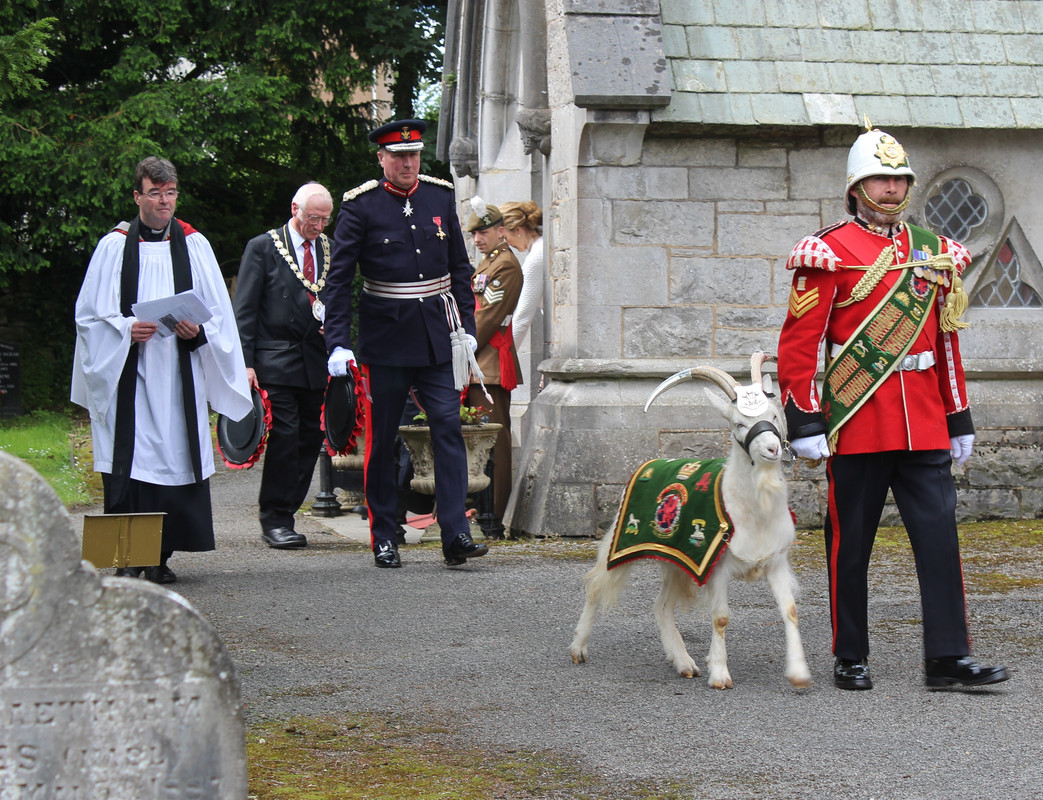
[71,226,252,486]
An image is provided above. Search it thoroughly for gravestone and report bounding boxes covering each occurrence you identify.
[0,451,247,799]
[0,342,20,418]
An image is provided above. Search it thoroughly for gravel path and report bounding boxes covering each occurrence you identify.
[71,461,1042,800]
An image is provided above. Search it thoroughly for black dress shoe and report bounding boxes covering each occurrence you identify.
[374,541,401,568]
[834,657,873,690]
[925,656,1010,689]
[262,527,307,549]
[114,567,143,578]
[443,532,489,566]
[393,524,408,545]
[145,564,177,585]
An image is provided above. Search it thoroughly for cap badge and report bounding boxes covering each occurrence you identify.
[875,134,908,169]
[400,126,412,141]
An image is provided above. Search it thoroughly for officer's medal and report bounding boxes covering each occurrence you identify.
[403,199,414,217]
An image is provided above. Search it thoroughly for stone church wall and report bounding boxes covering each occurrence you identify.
[511,123,1043,536]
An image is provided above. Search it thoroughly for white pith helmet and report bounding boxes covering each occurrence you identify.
[845,117,916,213]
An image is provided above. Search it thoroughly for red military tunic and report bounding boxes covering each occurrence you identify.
[777,220,973,454]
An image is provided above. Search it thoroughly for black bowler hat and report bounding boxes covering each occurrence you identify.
[323,372,361,455]
[216,386,271,469]
[369,119,426,152]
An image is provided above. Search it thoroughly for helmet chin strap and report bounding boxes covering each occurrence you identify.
[857,182,911,216]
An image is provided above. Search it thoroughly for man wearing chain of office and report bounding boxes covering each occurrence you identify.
[234,183,334,550]
[777,121,1009,691]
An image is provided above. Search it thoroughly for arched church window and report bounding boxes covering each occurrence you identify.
[924,178,988,242]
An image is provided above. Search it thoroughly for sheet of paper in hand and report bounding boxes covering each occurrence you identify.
[131,289,213,337]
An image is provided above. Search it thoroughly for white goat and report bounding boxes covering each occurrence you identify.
[569,353,811,689]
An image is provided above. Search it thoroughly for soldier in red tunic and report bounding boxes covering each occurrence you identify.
[777,124,1009,691]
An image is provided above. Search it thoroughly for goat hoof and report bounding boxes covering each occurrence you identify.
[788,673,812,688]
[708,673,734,689]
[570,649,587,664]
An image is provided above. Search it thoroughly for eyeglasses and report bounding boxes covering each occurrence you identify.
[142,189,179,201]
[303,213,331,225]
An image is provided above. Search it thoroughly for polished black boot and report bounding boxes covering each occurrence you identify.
[443,531,489,566]
[834,657,873,690]
[373,541,402,568]
[925,656,1009,689]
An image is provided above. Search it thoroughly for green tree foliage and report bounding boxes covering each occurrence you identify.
[0,17,55,103]
[0,0,447,408]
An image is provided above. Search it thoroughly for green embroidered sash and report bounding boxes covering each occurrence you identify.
[607,458,732,585]
[822,225,944,448]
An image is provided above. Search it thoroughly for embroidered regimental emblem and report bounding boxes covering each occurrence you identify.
[689,521,707,547]
[875,134,909,169]
[789,286,819,318]
[676,461,702,480]
[653,483,689,539]
[624,513,640,536]
[400,126,413,141]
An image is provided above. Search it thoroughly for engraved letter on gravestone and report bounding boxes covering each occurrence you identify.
[0,451,247,799]
[0,342,21,418]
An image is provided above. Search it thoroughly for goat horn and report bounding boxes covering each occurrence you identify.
[750,352,776,385]
[644,366,739,412]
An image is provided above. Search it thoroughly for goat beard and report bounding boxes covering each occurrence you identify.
[750,461,786,513]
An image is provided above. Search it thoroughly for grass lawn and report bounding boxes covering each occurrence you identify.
[0,409,102,507]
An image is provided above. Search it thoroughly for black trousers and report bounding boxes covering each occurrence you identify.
[825,449,970,661]
[258,384,326,532]
[363,361,468,548]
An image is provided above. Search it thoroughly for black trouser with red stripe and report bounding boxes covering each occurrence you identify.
[825,449,970,661]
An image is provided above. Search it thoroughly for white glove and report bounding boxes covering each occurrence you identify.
[327,347,355,377]
[790,434,830,461]
[464,333,478,353]
[950,434,975,467]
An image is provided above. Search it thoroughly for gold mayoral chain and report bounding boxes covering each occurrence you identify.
[269,229,331,320]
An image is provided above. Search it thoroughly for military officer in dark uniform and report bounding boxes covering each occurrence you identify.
[324,119,488,569]
[234,183,333,549]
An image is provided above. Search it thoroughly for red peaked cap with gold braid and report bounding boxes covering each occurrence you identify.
[369,118,426,152]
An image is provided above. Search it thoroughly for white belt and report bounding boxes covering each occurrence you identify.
[363,275,451,299]
[894,351,936,371]
[830,343,935,372]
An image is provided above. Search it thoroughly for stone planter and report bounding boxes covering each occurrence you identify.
[397,423,502,495]
[397,423,502,542]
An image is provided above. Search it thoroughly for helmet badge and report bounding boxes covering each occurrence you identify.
[875,134,909,169]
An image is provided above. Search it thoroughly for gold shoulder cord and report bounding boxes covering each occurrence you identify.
[835,245,895,308]
[834,247,969,331]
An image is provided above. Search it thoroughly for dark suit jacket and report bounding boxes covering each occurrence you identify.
[233,224,329,390]
[323,176,475,367]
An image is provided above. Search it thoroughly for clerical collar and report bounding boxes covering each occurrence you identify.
[139,221,171,242]
[382,179,419,198]
[854,216,904,238]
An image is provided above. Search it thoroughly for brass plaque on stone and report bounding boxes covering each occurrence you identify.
[81,513,164,568]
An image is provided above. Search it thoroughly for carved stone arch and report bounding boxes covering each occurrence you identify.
[441,0,548,176]
[515,0,550,156]
[475,0,522,172]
